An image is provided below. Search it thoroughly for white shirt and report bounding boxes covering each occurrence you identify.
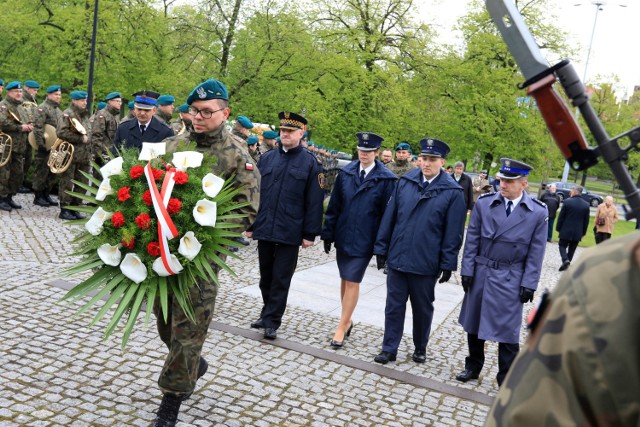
[360,163,375,179]
[423,171,440,185]
[506,193,523,212]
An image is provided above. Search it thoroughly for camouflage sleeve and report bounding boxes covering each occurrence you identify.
[487,233,640,427]
[32,108,47,149]
[90,114,108,151]
[0,105,22,133]
[57,113,84,145]
[231,146,260,230]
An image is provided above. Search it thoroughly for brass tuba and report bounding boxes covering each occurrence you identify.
[48,138,74,173]
[0,132,12,168]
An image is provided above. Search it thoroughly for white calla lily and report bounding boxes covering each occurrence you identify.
[172,151,203,171]
[202,173,224,198]
[95,178,113,201]
[97,243,122,266]
[178,231,202,261]
[100,157,123,178]
[193,199,217,227]
[120,253,148,284]
[139,142,167,161]
[152,255,184,277]
[85,207,113,236]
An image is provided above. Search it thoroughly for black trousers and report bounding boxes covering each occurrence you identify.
[558,239,579,262]
[595,232,611,245]
[465,333,519,386]
[257,241,300,330]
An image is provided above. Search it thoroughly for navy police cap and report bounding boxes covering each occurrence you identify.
[356,132,383,151]
[187,79,229,104]
[496,158,533,180]
[133,90,160,109]
[278,111,307,130]
[419,138,450,159]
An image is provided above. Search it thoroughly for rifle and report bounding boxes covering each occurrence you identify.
[486,0,640,221]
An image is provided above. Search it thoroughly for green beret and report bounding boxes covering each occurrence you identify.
[262,130,278,139]
[128,101,135,110]
[25,80,40,89]
[247,135,259,146]
[177,104,189,113]
[157,94,175,106]
[187,78,229,104]
[0,79,4,86]
[97,101,107,110]
[237,115,253,129]
[46,85,61,93]
[70,90,88,100]
[5,81,22,90]
[308,140,314,146]
[105,92,121,101]
[395,142,411,151]
[302,131,308,139]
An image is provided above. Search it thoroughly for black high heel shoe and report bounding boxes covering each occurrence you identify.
[329,322,354,348]
[346,322,354,337]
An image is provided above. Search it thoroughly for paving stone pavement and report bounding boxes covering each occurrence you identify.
[0,193,578,426]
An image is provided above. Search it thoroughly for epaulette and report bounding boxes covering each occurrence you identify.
[478,192,494,199]
[533,198,546,208]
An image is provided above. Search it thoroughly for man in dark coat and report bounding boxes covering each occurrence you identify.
[373,138,466,365]
[456,158,548,387]
[246,111,324,340]
[540,183,561,242]
[556,185,591,271]
[112,90,174,151]
[451,161,474,211]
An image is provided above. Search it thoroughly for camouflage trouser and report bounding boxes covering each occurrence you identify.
[155,278,219,395]
[0,149,24,197]
[32,147,55,192]
[58,159,90,206]
[22,143,32,183]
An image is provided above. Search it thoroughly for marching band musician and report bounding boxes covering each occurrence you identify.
[90,91,121,179]
[19,80,40,194]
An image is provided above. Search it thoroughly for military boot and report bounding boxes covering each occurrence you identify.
[59,209,77,220]
[7,196,22,209]
[181,357,209,401]
[0,197,12,212]
[34,191,50,207]
[73,210,87,219]
[153,393,182,427]
[44,190,59,207]
[17,184,31,194]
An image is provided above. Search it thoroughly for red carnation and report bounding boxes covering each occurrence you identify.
[174,171,188,185]
[122,235,135,250]
[142,190,153,206]
[129,165,144,179]
[135,213,152,230]
[167,198,182,214]
[152,168,164,181]
[117,187,131,202]
[147,241,161,257]
[111,212,125,228]
[165,163,173,171]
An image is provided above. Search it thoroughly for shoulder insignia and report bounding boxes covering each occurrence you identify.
[63,113,69,117]
[245,162,254,171]
[38,108,43,112]
[0,106,6,110]
[318,173,326,189]
[478,192,494,199]
[89,118,94,123]
[533,198,546,208]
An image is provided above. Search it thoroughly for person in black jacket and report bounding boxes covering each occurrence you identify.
[540,184,561,242]
[321,132,397,349]
[451,161,474,212]
[556,186,591,271]
[246,112,324,340]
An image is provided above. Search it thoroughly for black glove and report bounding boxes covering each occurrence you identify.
[438,269,452,283]
[519,287,534,303]
[323,240,332,254]
[461,275,473,293]
[38,146,49,154]
[376,255,387,270]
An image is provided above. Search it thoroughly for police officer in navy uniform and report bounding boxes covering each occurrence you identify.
[373,138,467,364]
[112,90,174,151]
[246,111,324,340]
[321,132,397,349]
[456,158,547,386]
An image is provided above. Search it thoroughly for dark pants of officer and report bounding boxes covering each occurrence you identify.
[595,232,612,245]
[546,217,556,241]
[382,269,436,354]
[257,241,300,330]
[558,239,579,262]
[464,333,519,386]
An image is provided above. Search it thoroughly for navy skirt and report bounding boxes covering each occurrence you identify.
[336,251,371,283]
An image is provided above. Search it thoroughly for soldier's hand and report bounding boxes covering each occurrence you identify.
[519,287,535,303]
[438,269,452,283]
[376,255,387,270]
[82,135,89,144]
[21,124,34,132]
[461,275,473,293]
[323,240,332,254]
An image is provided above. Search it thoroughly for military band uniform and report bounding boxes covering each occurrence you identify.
[20,86,39,192]
[386,158,413,177]
[0,93,31,210]
[32,93,63,206]
[113,115,174,151]
[155,109,173,126]
[90,102,119,163]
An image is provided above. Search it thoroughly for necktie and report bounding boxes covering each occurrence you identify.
[140,124,146,135]
[360,170,366,183]
[506,200,513,217]
[423,179,429,190]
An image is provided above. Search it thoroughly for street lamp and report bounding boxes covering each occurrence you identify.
[87,0,99,113]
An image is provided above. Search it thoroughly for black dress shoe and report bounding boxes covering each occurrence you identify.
[153,393,182,427]
[7,197,21,209]
[34,193,51,207]
[264,327,277,340]
[45,192,58,206]
[17,185,31,194]
[0,198,11,212]
[250,318,265,329]
[455,368,480,383]
[59,209,77,220]
[374,351,397,364]
[412,349,427,363]
[558,260,571,271]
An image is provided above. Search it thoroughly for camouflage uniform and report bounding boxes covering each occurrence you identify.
[249,146,261,163]
[0,97,30,197]
[119,111,135,124]
[21,92,38,187]
[387,159,414,177]
[89,103,119,161]
[32,97,63,194]
[171,118,191,135]
[487,233,640,426]
[155,109,173,126]
[56,104,91,207]
[156,125,260,396]
[231,128,248,141]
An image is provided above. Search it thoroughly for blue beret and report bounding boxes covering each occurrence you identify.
[97,102,107,110]
[128,101,135,110]
[308,140,314,146]
[247,135,259,145]
[497,158,533,180]
[302,131,308,139]
[25,80,40,89]
[395,142,411,151]
[278,111,307,130]
[187,79,229,104]
[105,92,121,101]
[0,79,4,86]
[237,115,253,129]
[46,85,61,93]
[177,103,189,113]
[356,132,383,151]
[419,138,450,158]
[5,81,22,90]
[262,130,278,140]
[157,94,175,106]
[70,90,88,100]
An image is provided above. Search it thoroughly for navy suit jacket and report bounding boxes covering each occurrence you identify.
[556,195,591,241]
[112,116,174,151]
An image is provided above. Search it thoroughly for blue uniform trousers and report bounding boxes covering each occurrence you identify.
[382,269,436,354]
[257,241,300,330]
[465,333,519,386]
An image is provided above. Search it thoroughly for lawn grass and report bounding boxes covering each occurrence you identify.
[549,216,639,248]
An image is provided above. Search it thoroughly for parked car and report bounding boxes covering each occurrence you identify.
[548,181,603,207]
[336,152,352,169]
